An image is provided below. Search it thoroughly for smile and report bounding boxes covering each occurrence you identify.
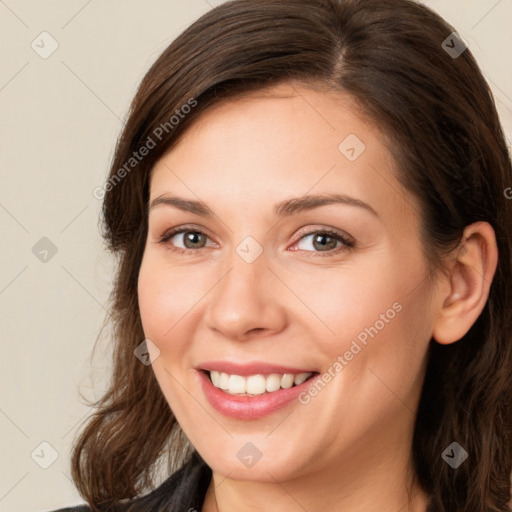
[197,364,319,420]
[208,370,313,396]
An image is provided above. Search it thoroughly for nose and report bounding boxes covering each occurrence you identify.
[203,247,287,341]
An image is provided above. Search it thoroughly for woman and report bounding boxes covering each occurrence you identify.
[54,0,512,510]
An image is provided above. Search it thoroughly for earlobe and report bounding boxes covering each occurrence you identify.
[432,221,498,345]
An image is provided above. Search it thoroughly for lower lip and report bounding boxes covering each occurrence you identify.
[198,370,317,420]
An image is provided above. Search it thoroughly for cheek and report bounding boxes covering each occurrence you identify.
[137,254,204,341]
[314,248,432,369]
[313,267,402,344]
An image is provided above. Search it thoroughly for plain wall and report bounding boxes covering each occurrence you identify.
[0,1,511,511]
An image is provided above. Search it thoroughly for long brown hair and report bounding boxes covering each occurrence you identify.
[70,1,512,510]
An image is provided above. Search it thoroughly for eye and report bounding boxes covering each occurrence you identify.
[158,226,354,257]
[291,228,354,257]
[158,226,217,254]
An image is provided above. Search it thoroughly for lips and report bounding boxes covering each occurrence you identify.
[196,361,320,420]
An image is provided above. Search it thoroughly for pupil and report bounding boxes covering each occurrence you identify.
[314,234,336,251]
[185,232,203,248]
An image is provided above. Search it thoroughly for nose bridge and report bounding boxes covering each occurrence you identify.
[205,241,284,338]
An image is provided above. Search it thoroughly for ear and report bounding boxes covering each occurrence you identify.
[432,221,498,345]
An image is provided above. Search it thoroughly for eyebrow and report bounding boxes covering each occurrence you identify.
[149,193,379,218]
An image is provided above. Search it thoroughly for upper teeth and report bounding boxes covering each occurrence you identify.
[209,371,313,396]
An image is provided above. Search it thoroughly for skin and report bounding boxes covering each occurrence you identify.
[137,82,498,512]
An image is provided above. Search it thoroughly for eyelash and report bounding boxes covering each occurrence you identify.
[158,225,355,258]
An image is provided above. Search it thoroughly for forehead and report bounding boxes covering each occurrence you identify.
[149,83,419,229]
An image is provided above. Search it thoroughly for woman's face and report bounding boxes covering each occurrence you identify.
[138,83,439,483]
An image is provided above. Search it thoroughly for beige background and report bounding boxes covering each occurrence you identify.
[0,1,511,511]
